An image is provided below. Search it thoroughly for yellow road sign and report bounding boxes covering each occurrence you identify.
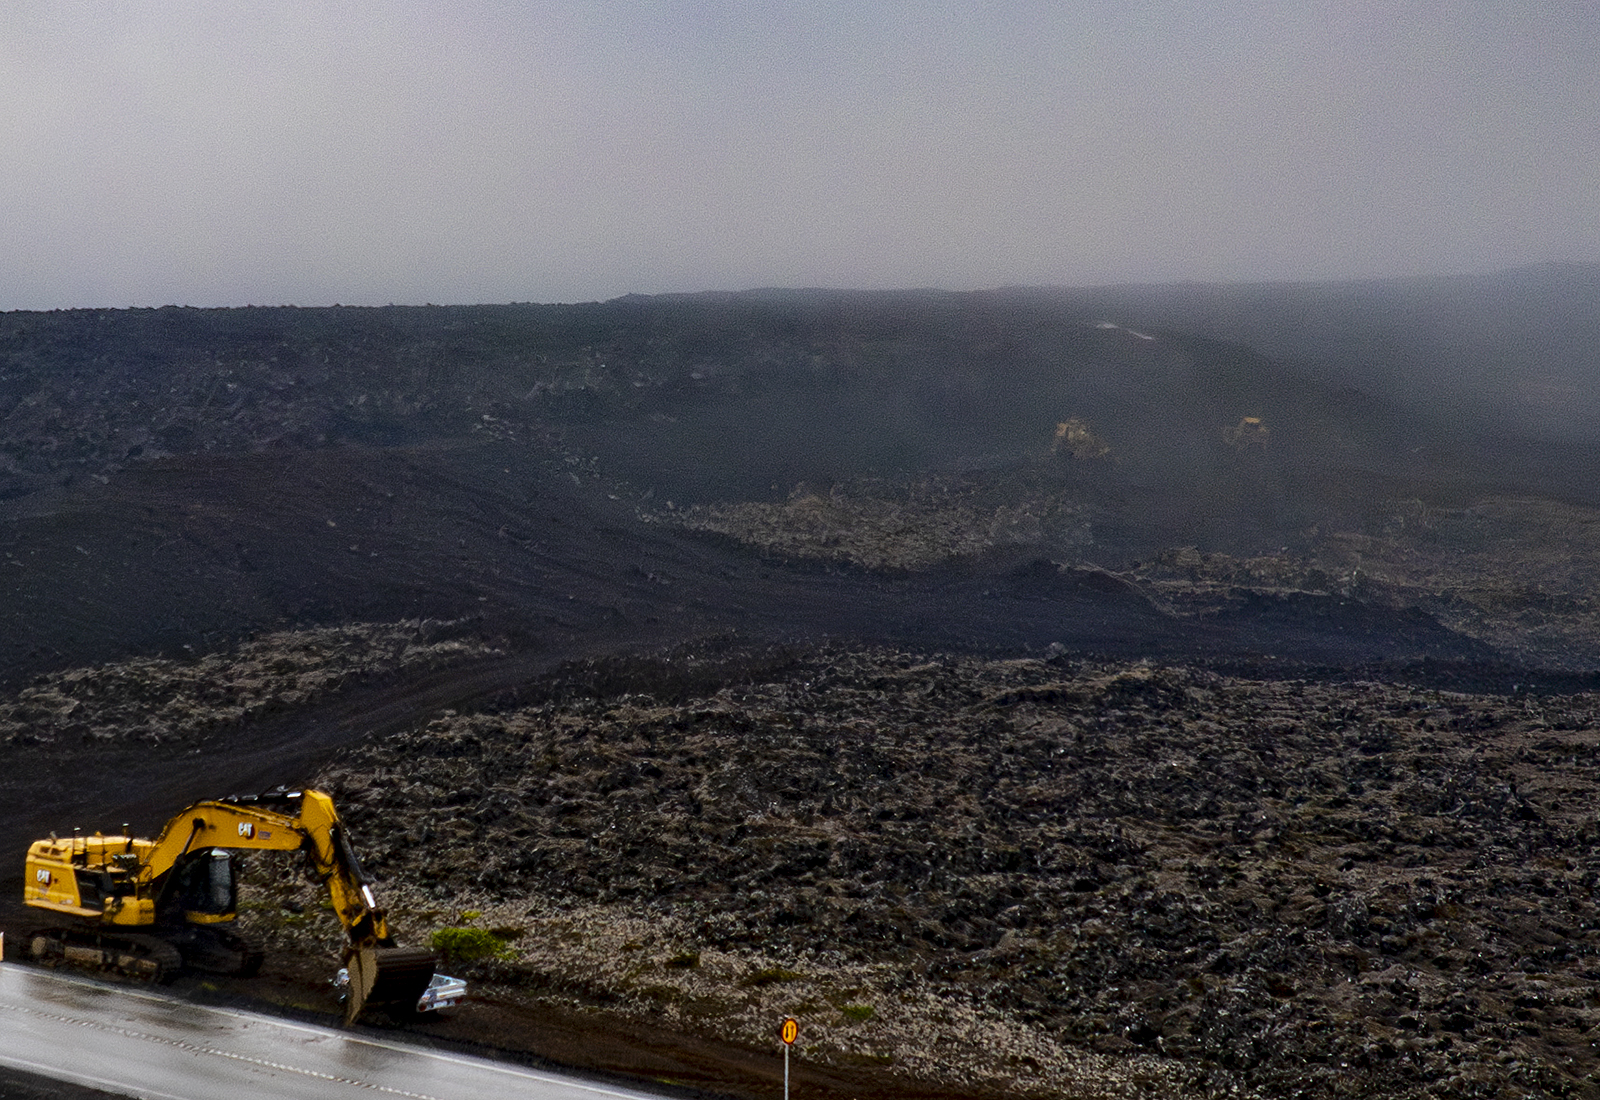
[781,1016,798,1045]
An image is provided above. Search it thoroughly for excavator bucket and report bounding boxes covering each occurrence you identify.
[344,946,438,1025]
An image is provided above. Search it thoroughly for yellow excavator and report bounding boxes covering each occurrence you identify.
[22,787,450,1024]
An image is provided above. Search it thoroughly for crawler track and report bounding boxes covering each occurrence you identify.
[24,927,183,983]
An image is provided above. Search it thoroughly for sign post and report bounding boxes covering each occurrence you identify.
[780,1016,798,1100]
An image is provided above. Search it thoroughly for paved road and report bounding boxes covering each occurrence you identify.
[0,964,665,1100]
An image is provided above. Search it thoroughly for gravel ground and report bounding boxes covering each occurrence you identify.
[6,617,1600,1099]
[220,643,1600,1100]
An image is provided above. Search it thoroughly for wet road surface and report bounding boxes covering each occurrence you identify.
[0,964,664,1100]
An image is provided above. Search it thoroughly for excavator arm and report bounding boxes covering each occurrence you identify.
[138,790,394,948]
[250,789,436,1021]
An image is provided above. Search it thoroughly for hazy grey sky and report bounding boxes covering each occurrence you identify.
[4,1,1597,308]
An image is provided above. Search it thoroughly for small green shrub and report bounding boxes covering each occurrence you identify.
[430,925,510,963]
[841,1003,876,1022]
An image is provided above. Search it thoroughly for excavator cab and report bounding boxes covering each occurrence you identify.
[172,849,237,923]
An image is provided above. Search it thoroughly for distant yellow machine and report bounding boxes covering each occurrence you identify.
[1224,416,1270,449]
[1051,418,1111,459]
[24,787,440,1023]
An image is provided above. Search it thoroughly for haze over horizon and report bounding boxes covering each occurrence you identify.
[4,1,1597,311]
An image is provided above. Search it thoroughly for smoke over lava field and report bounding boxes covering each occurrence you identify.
[4,273,1600,1099]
